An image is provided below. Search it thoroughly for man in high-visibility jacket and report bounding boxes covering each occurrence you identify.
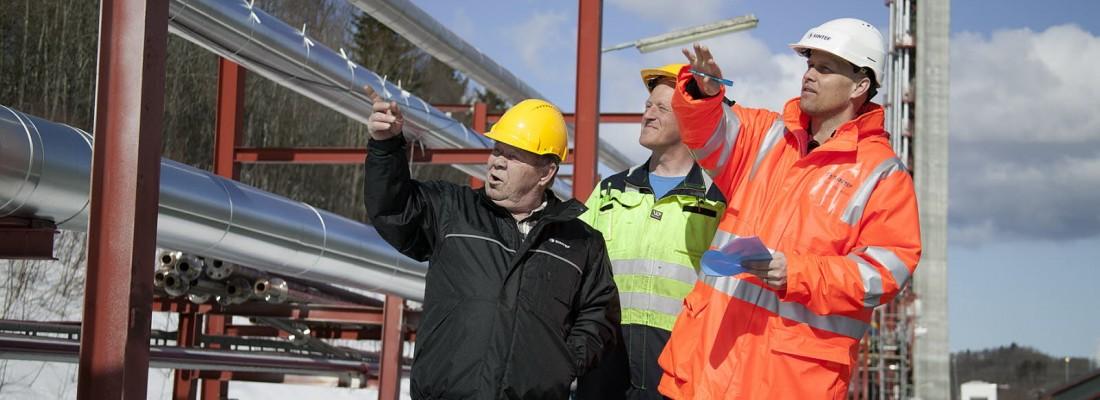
[658,18,922,399]
[575,64,726,400]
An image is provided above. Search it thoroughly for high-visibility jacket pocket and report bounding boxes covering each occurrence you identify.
[659,285,712,395]
[682,285,710,318]
[766,326,854,399]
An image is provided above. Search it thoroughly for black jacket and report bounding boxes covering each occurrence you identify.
[365,136,620,399]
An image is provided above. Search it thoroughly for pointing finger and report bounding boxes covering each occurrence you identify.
[682,47,697,65]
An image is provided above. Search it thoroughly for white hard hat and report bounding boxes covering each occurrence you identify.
[790,18,886,87]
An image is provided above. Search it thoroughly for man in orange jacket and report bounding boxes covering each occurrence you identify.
[658,18,922,399]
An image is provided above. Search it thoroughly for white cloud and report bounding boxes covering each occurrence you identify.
[949,24,1100,245]
[507,10,574,82]
[951,25,1100,144]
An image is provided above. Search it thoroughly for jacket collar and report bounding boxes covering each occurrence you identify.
[781,98,887,153]
[623,158,714,199]
[478,188,585,221]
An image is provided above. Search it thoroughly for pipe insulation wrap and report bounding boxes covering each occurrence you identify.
[0,105,427,301]
[167,0,576,195]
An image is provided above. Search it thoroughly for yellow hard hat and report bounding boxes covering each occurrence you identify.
[485,99,568,161]
[640,64,685,90]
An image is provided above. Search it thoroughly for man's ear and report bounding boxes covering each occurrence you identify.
[851,76,872,101]
[538,162,559,187]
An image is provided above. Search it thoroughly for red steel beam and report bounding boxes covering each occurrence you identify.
[573,0,603,201]
[214,58,246,179]
[0,217,57,260]
[234,147,576,165]
[152,297,390,325]
[153,297,214,314]
[173,305,202,400]
[471,101,489,192]
[76,0,169,398]
[429,103,473,113]
[203,57,246,400]
[378,295,404,400]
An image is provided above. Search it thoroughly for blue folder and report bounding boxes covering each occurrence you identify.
[700,236,773,277]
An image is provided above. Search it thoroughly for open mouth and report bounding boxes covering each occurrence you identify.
[488,173,503,186]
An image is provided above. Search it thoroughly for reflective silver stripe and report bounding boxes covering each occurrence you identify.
[533,249,582,274]
[694,104,741,162]
[702,275,869,339]
[619,292,685,317]
[748,119,787,181]
[611,259,698,286]
[849,254,883,307]
[694,111,727,160]
[710,230,737,250]
[444,233,515,253]
[700,167,715,190]
[840,157,905,225]
[862,246,911,289]
[713,105,741,170]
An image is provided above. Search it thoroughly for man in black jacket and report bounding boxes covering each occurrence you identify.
[363,86,620,399]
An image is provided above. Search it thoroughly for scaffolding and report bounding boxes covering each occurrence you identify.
[851,1,950,399]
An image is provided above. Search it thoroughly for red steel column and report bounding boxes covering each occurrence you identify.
[214,58,246,179]
[201,58,246,400]
[470,102,488,189]
[573,0,603,201]
[173,304,201,399]
[378,295,405,400]
[76,0,169,398]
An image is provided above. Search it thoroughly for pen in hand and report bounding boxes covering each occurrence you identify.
[690,69,734,87]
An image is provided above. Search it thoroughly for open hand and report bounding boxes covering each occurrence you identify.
[682,43,724,97]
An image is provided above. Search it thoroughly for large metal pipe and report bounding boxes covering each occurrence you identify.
[0,333,372,379]
[350,0,636,172]
[348,0,539,106]
[0,105,428,301]
[166,0,576,195]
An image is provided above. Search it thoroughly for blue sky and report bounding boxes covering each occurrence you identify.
[411,0,1100,359]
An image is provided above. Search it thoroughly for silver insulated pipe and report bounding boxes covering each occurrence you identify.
[0,105,428,301]
[349,0,636,172]
[166,0,575,195]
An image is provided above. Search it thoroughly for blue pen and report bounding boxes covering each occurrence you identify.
[690,69,734,87]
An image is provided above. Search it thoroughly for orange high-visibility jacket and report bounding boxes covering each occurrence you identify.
[658,70,922,400]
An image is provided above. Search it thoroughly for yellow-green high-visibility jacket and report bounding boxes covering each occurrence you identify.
[580,161,726,331]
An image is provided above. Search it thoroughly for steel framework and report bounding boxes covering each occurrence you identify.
[0,1,637,399]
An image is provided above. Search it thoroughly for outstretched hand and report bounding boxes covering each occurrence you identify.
[682,43,724,97]
[364,85,403,140]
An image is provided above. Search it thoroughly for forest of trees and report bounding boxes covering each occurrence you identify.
[950,343,1097,400]
[0,0,499,395]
